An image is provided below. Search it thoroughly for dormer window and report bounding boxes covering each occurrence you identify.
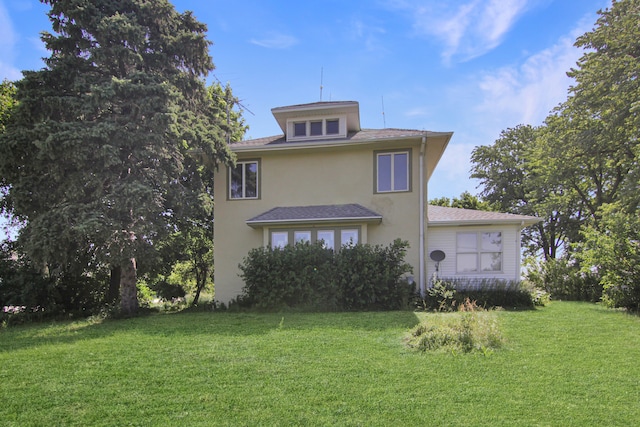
[326,119,339,135]
[294,122,306,137]
[286,116,346,141]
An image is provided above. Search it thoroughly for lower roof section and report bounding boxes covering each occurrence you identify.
[246,204,383,228]
[427,205,540,226]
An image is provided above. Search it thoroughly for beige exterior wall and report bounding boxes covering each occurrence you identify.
[426,224,523,284]
[213,139,433,303]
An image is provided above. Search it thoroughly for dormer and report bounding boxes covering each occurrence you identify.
[271,101,361,142]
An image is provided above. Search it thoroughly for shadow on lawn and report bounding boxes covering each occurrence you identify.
[129,310,422,337]
[0,310,421,352]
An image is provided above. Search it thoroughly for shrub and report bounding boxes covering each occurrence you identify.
[1,242,108,323]
[524,257,602,302]
[150,280,187,301]
[418,278,534,311]
[238,239,413,311]
[336,239,413,310]
[577,205,640,312]
[423,280,456,311]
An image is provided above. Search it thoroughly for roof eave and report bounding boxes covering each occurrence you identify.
[247,216,383,229]
[428,219,541,227]
[231,131,453,153]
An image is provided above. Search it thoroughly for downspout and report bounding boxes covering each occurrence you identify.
[517,220,524,281]
[419,135,426,298]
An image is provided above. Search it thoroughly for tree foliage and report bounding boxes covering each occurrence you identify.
[429,191,492,211]
[540,0,639,221]
[473,0,639,308]
[0,0,233,315]
[578,204,640,311]
[471,125,582,259]
[0,80,17,134]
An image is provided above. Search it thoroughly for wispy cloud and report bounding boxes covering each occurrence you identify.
[475,23,589,130]
[351,18,387,53]
[249,32,298,49]
[387,0,533,63]
[0,0,20,80]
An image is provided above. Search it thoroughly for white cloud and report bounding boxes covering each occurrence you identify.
[249,32,298,49]
[0,0,20,80]
[387,0,533,63]
[351,18,387,53]
[475,25,588,130]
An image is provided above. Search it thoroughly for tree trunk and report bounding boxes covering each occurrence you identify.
[108,266,121,304]
[192,265,207,306]
[120,258,139,315]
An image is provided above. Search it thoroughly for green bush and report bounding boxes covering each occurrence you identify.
[418,278,534,311]
[524,257,602,302]
[423,280,457,311]
[150,280,187,301]
[1,242,108,324]
[577,205,640,312]
[238,239,413,311]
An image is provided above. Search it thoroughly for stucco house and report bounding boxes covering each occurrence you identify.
[213,101,539,303]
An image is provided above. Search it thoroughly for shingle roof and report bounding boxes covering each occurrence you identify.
[271,101,358,112]
[246,204,383,228]
[427,205,540,226]
[231,128,435,150]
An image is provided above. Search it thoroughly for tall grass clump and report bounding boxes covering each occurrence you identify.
[407,299,504,354]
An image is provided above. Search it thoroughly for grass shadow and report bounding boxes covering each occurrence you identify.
[0,309,422,353]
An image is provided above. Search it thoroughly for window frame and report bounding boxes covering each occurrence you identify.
[228,159,260,200]
[455,231,503,273]
[269,226,361,251]
[286,116,345,141]
[374,149,411,193]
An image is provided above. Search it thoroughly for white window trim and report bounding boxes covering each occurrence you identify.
[456,231,503,273]
[375,150,410,193]
[286,114,346,141]
[269,227,361,250]
[229,160,259,200]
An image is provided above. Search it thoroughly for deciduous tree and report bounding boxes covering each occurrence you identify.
[471,125,582,259]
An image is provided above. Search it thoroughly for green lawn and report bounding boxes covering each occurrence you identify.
[1,302,639,426]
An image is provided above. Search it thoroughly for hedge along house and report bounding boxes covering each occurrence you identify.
[213,101,539,303]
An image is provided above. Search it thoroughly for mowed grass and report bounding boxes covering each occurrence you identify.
[1,302,639,426]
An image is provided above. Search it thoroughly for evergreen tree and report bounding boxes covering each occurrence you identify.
[0,0,233,315]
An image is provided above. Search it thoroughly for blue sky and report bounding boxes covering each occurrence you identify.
[1,0,610,204]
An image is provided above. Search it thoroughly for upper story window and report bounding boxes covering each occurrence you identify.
[287,116,345,141]
[229,160,259,199]
[326,119,339,135]
[294,122,306,137]
[375,150,410,193]
[456,231,503,273]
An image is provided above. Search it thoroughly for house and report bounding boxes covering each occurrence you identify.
[213,101,539,303]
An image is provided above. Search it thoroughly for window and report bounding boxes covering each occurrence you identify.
[340,229,358,247]
[376,151,409,193]
[294,231,311,243]
[310,121,323,136]
[326,119,339,135]
[229,160,259,199]
[317,230,335,250]
[270,227,360,250]
[272,231,288,249]
[288,118,342,139]
[456,232,502,273]
[294,122,306,137]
